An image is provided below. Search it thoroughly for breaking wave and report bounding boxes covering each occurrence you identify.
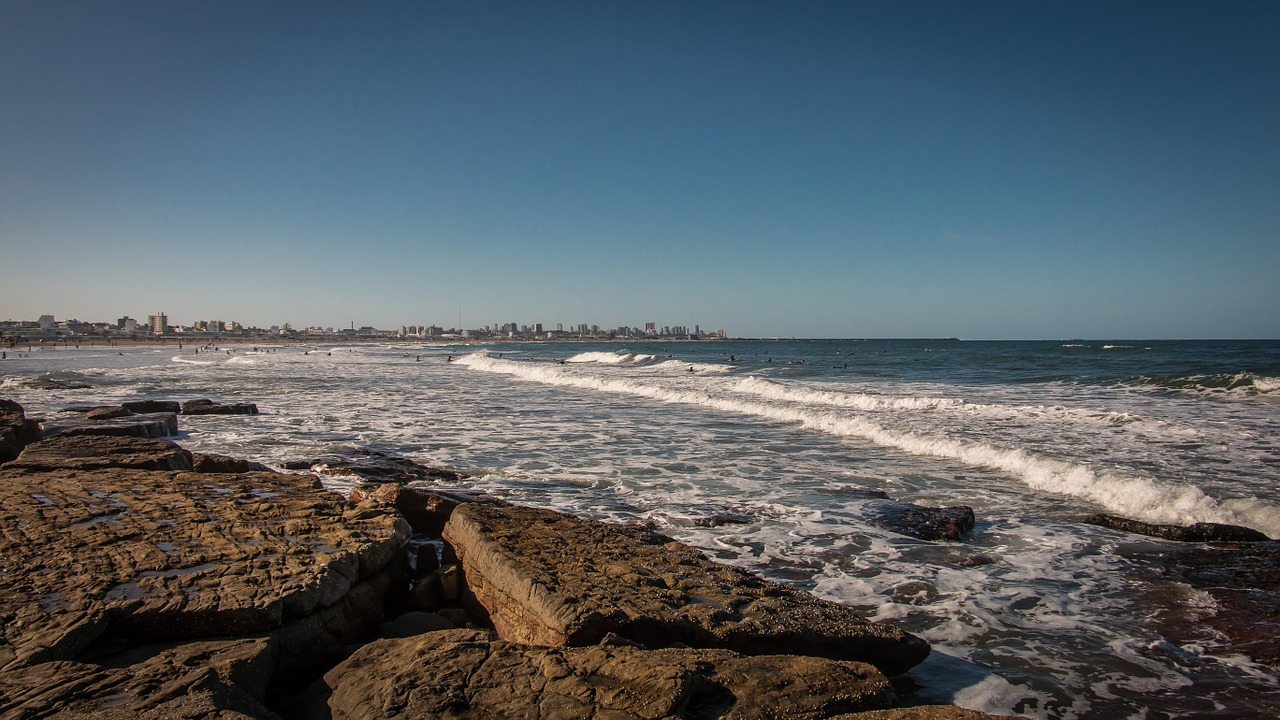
[457,353,1280,538]
[1124,372,1279,395]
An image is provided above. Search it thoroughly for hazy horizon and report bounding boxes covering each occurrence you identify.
[3,2,1278,340]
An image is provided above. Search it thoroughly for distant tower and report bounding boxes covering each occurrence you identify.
[148,312,168,336]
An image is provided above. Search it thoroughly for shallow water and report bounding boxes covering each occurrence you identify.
[4,339,1279,718]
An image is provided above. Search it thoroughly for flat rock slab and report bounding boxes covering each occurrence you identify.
[5,435,194,472]
[39,413,179,440]
[322,628,896,720]
[182,399,259,415]
[0,466,409,672]
[0,637,279,719]
[120,400,182,415]
[1084,513,1271,542]
[443,503,930,676]
[191,452,274,474]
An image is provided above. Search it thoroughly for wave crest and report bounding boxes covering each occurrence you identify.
[457,353,1279,538]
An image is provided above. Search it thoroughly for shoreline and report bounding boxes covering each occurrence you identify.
[0,398,1004,719]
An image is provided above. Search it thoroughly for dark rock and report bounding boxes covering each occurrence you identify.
[1157,543,1280,666]
[412,543,441,576]
[0,399,42,463]
[40,412,179,440]
[121,400,183,414]
[871,501,976,541]
[694,511,753,528]
[320,629,897,720]
[443,502,931,676]
[6,435,194,471]
[1084,514,1271,542]
[83,405,134,421]
[191,452,275,474]
[377,611,457,638]
[182,398,260,415]
[305,447,466,484]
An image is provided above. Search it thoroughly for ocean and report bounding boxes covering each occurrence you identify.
[4,338,1279,718]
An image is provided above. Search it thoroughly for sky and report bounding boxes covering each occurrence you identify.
[2,1,1278,339]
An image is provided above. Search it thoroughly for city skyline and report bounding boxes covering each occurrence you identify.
[0,312,728,341]
[2,2,1279,339]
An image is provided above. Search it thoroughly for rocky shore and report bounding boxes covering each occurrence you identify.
[0,399,1004,719]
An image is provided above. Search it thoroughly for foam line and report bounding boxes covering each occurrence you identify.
[457,353,1280,537]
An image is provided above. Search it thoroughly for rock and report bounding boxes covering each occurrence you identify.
[1156,543,1280,666]
[0,464,410,687]
[121,400,183,414]
[83,406,134,421]
[5,435,194,471]
[0,399,42,463]
[377,611,457,638]
[442,503,931,676]
[0,637,280,719]
[191,452,275,474]
[349,483,496,535]
[182,398,260,415]
[414,543,440,575]
[1084,514,1271,542]
[305,447,466,485]
[321,629,897,720]
[870,501,976,541]
[694,511,753,528]
[39,412,179,440]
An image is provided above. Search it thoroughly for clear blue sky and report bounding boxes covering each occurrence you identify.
[2,1,1277,339]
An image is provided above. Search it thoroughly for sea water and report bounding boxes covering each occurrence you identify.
[3,339,1279,718]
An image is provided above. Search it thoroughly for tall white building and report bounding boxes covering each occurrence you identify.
[148,312,168,336]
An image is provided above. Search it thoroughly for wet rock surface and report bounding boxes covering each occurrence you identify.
[0,398,41,463]
[121,400,182,415]
[1157,543,1280,666]
[3,435,194,472]
[319,628,898,720]
[870,501,976,542]
[39,412,179,440]
[182,398,261,415]
[443,502,931,676]
[192,452,276,474]
[289,447,467,484]
[1084,513,1272,542]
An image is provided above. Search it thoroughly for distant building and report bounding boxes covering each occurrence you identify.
[148,312,168,336]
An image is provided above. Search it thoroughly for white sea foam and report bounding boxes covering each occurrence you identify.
[565,350,657,365]
[458,353,1280,537]
[1252,376,1280,393]
[171,356,216,366]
